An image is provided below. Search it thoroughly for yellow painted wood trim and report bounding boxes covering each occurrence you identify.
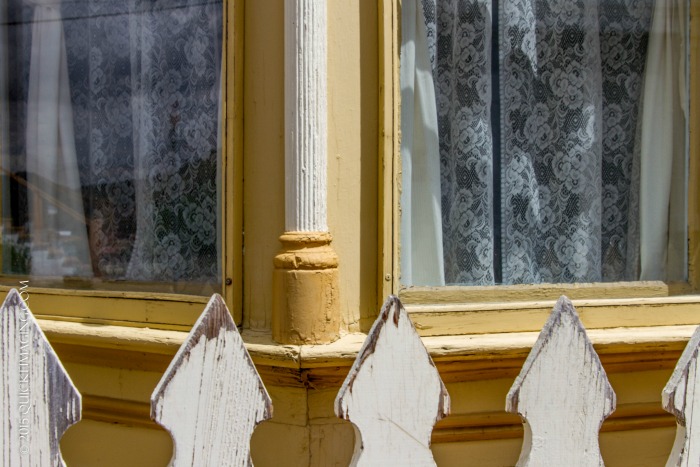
[400,281,680,304]
[12,288,209,330]
[41,316,696,386]
[381,1,700,319]
[392,1,402,301]
[39,319,184,354]
[0,276,220,295]
[0,2,243,324]
[0,285,210,302]
[82,395,157,430]
[80,396,675,441]
[407,296,700,336]
[271,233,341,344]
[42,319,697,365]
[377,0,399,312]
[221,0,244,324]
[431,403,675,444]
[79,397,675,440]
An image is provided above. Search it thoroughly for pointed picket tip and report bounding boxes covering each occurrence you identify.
[506,295,615,466]
[151,293,272,467]
[335,295,450,466]
[662,324,700,466]
[1,288,81,467]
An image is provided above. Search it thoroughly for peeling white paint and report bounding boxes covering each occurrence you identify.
[151,294,272,466]
[663,323,700,466]
[335,296,450,466]
[506,296,616,466]
[1,289,81,467]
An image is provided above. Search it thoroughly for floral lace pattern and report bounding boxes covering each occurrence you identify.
[426,0,496,285]
[120,0,222,284]
[501,0,606,283]
[4,0,222,288]
[63,0,138,279]
[422,0,652,285]
[599,0,652,281]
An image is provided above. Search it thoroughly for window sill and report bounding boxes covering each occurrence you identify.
[39,317,694,433]
[399,280,689,304]
[0,285,211,330]
[404,293,700,336]
[39,317,697,386]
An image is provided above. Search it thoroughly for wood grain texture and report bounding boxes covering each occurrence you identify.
[1,288,81,466]
[663,324,700,466]
[151,294,272,466]
[506,296,616,466]
[335,295,450,466]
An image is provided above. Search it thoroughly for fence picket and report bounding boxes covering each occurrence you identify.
[335,295,450,466]
[151,294,272,467]
[1,288,81,466]
[7,285,700,466]
[663,324,700,466]
[506,296,616,466]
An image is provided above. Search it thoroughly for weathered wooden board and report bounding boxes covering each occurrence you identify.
[663,324,700,466]
[506,296,616,466]
[335,295,450,466]
[1,288,81,466]
[151,294,272,466]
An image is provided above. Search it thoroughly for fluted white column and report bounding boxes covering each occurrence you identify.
[274,0,339,345]
[285,0,327,232]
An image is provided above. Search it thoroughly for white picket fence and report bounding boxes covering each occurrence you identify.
[2,288,700,466]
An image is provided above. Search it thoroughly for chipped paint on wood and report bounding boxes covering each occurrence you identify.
[506,296,616,466]
[663,324,700,466]
[335,295,450,466]
[1,288,81,466]
[151,294,272,466]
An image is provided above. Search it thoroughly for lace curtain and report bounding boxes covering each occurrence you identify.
[401,0,688,286]
[2,0,222,289]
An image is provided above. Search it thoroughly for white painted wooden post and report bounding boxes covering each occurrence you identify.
[335,295,450,466]
[285,0,328,233]
[662,324,700,466]
[151,294,272,467]
[1,288,81,466]
[506,296,616,466]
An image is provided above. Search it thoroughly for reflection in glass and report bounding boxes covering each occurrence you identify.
[0,0,223,294]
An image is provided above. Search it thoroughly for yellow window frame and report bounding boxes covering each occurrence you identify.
[0,0,244,330]
[379,0,700,335]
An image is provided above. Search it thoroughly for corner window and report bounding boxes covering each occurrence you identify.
[0,0,223,295]
[400,0,689,288]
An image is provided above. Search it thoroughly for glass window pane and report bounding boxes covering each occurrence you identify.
[0,0,223,295]
[400,0,689,287]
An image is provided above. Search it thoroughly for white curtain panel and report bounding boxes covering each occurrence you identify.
[638,0,688,281]
[25,0,92,276]
[400,0,445,286]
